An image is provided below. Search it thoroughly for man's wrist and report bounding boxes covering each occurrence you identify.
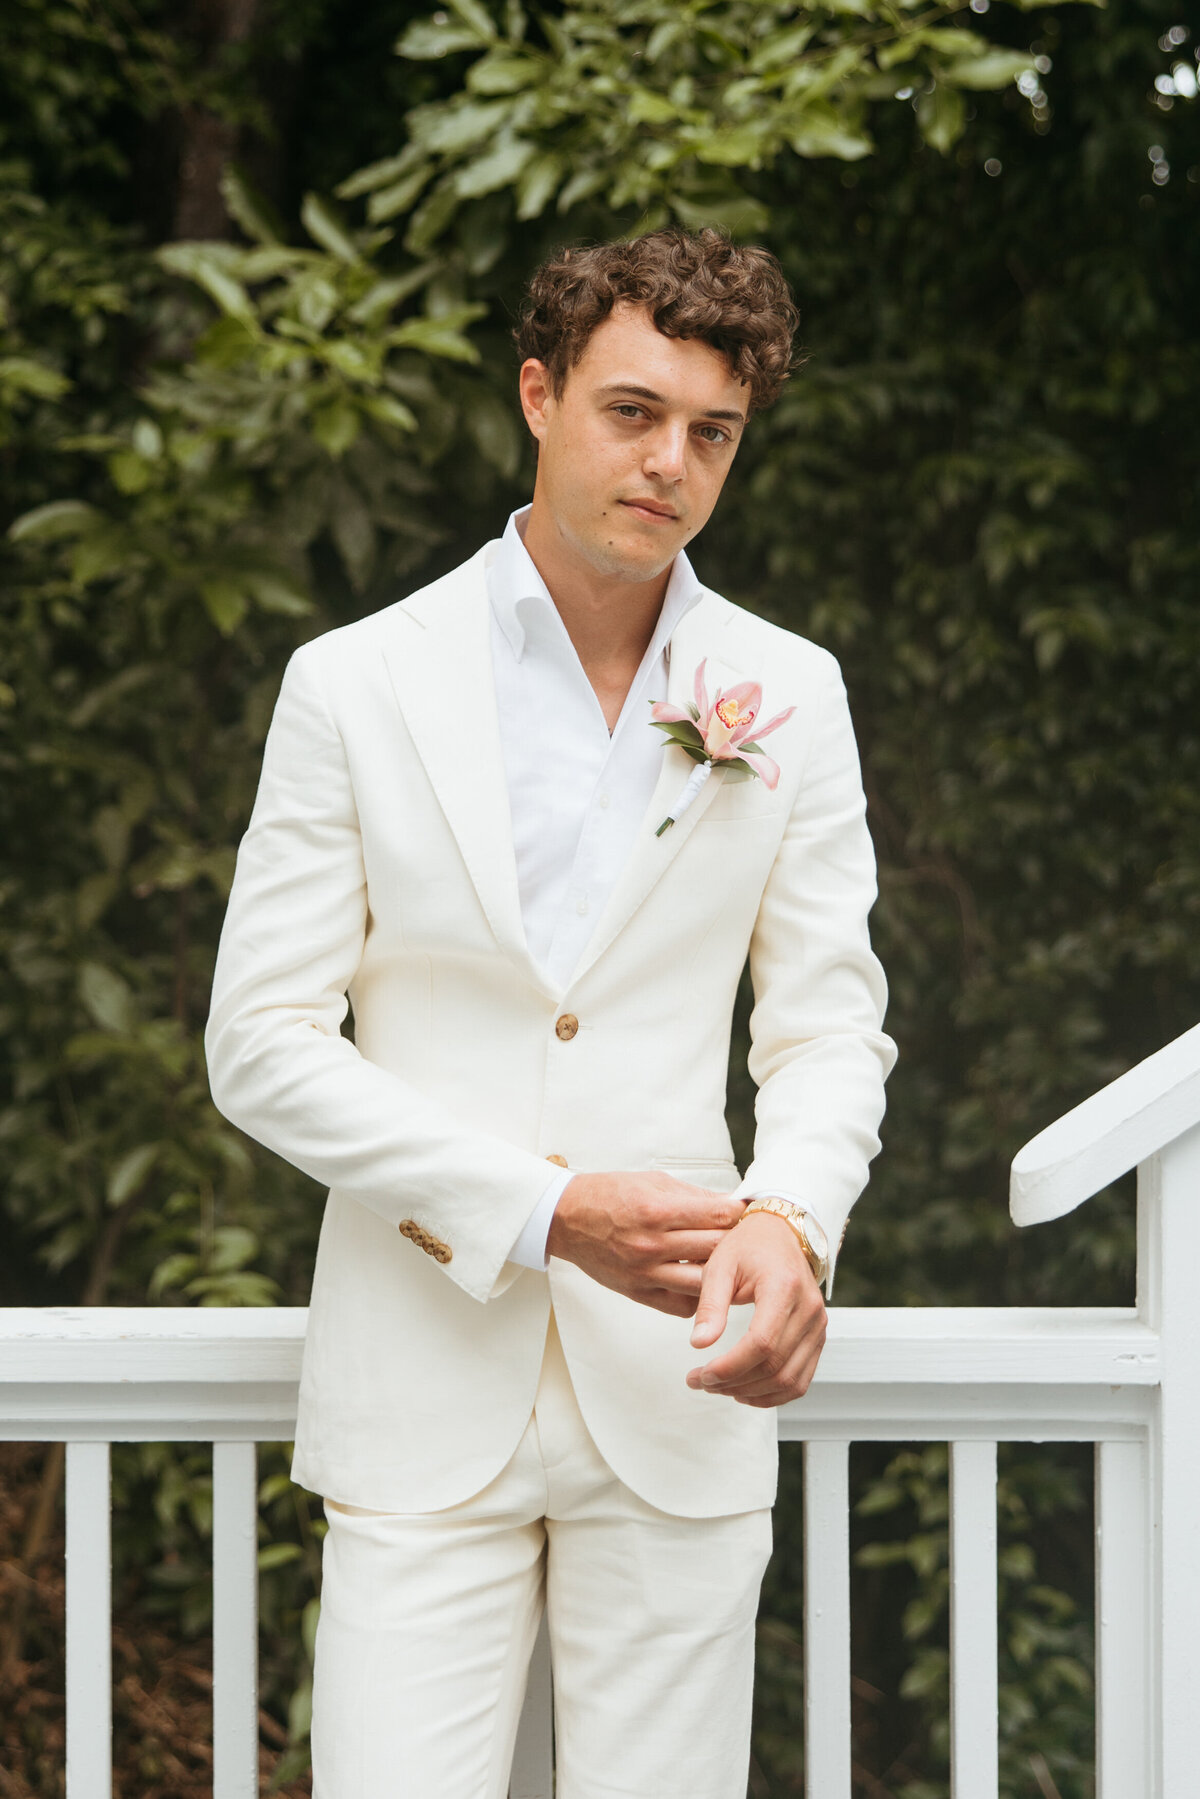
[739,1196,829,1286]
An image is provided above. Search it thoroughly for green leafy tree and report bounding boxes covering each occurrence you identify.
[352,0,1045,248]
[3,0,1196,1789]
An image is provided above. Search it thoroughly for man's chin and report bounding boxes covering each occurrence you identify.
[586,528,685,585]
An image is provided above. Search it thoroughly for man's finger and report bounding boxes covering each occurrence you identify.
[642,1286,701,1318]
[689,1252,737,1350]
[700,1302,821,1387]
[733,1342,825,1404]
[649,1229,726,1264]
[689,1283,794,1383]
[688,1340,768,1391]
[697,1305,825,1395]
[659,1186,745,1232]
[721,1340,823,1401]
[648,1261,705,1296]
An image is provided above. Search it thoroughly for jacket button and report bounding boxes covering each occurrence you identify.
[397,1218,452,1264]
[555,1014,579,1041]
[545,1154,569,1167]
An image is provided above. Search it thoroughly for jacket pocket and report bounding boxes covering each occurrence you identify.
[649,1155,741,1190]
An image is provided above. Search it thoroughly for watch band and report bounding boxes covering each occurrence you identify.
[740,1196,829,1286]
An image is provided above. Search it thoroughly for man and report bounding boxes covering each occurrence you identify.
[205,228,895,1799]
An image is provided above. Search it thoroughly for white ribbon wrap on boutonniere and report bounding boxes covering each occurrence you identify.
[649,657,796,836]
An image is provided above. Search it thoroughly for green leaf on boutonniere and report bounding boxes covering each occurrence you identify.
[650,719,705,751]
[722,762,754,783]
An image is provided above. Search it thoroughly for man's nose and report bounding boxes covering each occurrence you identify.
[642,424,688,485]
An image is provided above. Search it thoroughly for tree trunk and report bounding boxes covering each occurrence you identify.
[172,0,260,240]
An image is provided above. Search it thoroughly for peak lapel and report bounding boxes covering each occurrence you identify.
[380,549,548,991]
[567,594,744,989]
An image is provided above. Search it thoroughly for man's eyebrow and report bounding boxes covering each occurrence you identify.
[596,381,746,424]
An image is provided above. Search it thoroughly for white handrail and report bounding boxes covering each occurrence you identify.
[1010,1020,1200,1225]
[0,1305,1161,1442]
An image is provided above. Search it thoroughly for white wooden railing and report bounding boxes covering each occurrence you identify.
[4,1022,1200,1797]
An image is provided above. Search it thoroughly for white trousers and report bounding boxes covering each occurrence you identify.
[311,1311,772,1799]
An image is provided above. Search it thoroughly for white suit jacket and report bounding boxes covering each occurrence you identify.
[204,542,896,1517]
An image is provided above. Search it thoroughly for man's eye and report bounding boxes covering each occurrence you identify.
[697,426,729,444]
[614,405,643,418]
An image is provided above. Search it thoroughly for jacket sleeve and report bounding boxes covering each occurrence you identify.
[204,641,555,1304]
[730,651,897,1295]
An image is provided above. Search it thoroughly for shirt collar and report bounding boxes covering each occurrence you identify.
[488,504,703,668]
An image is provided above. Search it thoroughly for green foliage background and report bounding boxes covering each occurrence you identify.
[1,0,1197,1791]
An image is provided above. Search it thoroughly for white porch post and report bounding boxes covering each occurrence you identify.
[212,1440,260,1798]
[1144,1125,1200,1797]
[1094,1437,1151,1797]
[803,1439,852,1799]
[65,1440,112,1799]
[949,1440,998,1799]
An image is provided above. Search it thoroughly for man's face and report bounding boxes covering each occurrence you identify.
[519,303,751,583]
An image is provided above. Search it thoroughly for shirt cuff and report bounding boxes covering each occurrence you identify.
[508,1166,574,1269]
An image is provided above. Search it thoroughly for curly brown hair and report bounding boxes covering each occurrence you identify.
[513,227,802,416]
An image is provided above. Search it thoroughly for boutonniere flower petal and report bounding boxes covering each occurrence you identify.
[649,657,796,836]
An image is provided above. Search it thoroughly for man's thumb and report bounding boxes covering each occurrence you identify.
[690,1262,733,1349]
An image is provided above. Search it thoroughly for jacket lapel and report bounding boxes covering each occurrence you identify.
[381,546,752,998]
[566,591,745,990]
[380,547,550,993]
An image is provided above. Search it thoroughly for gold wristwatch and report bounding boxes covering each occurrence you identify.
[740,1196,829,1286]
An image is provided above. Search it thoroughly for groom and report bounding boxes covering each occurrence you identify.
[205,228,895,1798]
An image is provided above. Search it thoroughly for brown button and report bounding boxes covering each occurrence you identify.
[545,1154,568,1167]
[555,1013,579,1041]
[397,1218,453,1264]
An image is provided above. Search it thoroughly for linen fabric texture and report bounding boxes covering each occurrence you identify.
[204,540,897,1516]
[311,1312,771,1799]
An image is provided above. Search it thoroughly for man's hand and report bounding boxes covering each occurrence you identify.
[546,1171,744,1317]
[685,1213,827,1407]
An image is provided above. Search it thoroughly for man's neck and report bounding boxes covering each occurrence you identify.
[519,502,671,690]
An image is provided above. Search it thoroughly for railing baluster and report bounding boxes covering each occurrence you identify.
[212,1441,259,1799]
[65,1440,112,1799]
[509,1610,553,1799]
[1095,1439,1151,1795]
[803,1439,852,1799]
[949,1440,998,1799]
[1149,1124,1200,1798]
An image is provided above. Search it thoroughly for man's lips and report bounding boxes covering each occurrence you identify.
[619,498,679,523]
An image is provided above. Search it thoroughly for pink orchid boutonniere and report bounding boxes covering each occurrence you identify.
[649,657,796,836]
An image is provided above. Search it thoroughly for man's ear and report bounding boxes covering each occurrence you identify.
[518,358,554,442]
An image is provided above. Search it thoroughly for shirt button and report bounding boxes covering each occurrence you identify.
[576,896,589,916]
[555,1014,579,1041]
[545,1154,569,1167]
[598,793,610,809]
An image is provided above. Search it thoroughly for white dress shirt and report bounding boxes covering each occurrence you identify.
[489,508,808,1272]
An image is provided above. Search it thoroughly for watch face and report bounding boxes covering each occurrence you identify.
[803,1212,829,1259]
